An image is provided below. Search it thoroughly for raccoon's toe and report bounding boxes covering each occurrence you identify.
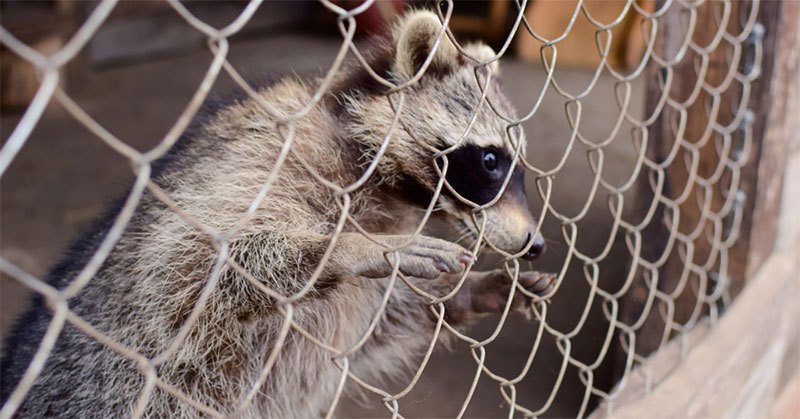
[388,236,474,279]
[518,271,557,297]
[469,270,556,314]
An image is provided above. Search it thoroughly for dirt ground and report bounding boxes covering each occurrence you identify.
[0,31,645,417]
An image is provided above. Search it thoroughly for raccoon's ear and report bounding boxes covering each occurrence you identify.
[393,11,459,79]
[464,43,500,74]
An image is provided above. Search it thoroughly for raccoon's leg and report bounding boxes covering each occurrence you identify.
[237,231,472,300]
[441,269,556,325]
[227,231,472,298]
[329,233,474,280]
[380,269,556,328]
[344,269,555,385]
[329,232,554,324]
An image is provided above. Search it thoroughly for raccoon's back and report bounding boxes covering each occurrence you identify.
[0,199,146,416]
[0,75,363,416]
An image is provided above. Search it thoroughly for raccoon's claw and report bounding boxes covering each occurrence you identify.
[517,271,557,296]
[469,270,556,314]
[385,236,474,280]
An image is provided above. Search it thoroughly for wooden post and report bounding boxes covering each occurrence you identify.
[598,0,799,404]
[617,0,792,364]
[738,0,800,283]
[595,233,800,418]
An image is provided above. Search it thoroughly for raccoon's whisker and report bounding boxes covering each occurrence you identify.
[454,232,472,246]
[543,237,562,248]
[453,225,478,247]
[412,204,444,213]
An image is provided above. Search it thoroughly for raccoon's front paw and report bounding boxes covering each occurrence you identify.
[470,270,556,314]
[378,236,474,279]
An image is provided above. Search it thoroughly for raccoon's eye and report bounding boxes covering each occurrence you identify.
[483,151,498,172]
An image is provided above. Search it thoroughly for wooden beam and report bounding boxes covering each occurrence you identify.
[594,145,800,416]
[618,0,793,361]
[740,0,800,283]
[594,239,799,418]
[605,0,800,411]
[515,0,653,70]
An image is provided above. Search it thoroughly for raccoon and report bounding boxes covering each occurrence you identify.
[1,10,554,418]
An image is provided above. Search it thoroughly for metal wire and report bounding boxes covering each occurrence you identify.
[0,0,763,417]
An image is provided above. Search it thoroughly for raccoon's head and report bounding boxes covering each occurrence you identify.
[341,10,545,261]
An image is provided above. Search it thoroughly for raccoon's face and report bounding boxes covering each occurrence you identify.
[434,136,545,261]
[385,11,545,260]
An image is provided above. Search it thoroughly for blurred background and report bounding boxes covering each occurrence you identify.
[0,1,654,417]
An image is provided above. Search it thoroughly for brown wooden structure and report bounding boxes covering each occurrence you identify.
[602,0,800,415]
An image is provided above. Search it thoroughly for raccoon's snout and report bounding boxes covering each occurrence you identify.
[521,232,546,260]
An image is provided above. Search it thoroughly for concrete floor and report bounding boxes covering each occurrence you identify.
[0,32,645,418]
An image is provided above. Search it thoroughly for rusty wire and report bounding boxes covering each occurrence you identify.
[0,0,763,417]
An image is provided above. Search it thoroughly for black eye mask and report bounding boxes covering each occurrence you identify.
[435,144,525,206]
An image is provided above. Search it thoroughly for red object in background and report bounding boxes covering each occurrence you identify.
[336,0,407,37]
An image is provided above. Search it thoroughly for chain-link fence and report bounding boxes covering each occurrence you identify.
[0,0,776,417]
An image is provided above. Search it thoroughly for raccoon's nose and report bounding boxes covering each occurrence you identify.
[521,232,546,261]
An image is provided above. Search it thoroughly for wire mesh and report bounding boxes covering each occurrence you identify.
[0,0,764,417]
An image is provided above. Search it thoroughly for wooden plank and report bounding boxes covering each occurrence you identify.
[591,219,800,418]
[446,0,511,44]
[593,115,800,417]
[741,0,800,283]
[617,0,796,363]
[616,0,741,359]
[515,0,653,70]
[0,35,65,110]
[770,369,800,419]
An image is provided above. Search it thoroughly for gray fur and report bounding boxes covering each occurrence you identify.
[1,11,553,418]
